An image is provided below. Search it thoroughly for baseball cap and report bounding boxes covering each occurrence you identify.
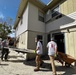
[51,37,54,41]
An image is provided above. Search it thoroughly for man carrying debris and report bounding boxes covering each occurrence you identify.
[1,37,10,61]
[34,37,44,71]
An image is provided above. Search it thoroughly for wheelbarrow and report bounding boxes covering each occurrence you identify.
[56,52,76,67]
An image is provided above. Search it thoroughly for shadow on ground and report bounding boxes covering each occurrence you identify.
[8,59,24,63]
[8,55,23,59]
[0,63,8,66]
[23,58,76,75]
[5,55,76,75]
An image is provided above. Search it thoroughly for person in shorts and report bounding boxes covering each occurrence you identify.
[34,37,43,71]
[47,37,57,75]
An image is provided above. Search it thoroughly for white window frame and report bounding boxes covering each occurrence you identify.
[51,5,60,18]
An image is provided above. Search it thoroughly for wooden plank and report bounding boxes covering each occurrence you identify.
[9,48,36,54]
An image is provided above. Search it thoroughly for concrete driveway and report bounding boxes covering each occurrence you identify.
[0,49,76,75]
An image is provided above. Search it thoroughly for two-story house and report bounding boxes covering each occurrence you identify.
[14,0,76,60]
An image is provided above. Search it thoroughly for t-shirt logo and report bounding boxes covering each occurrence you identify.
[51,44,54,48]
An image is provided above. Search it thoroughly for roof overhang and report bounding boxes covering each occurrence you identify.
[14,0,28,29]
[43,0,62,12]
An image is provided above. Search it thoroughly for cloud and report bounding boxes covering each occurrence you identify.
[0,12,5,19]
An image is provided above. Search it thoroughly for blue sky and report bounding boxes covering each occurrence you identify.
[0,0,20,22]
[0,0,51,22]
[40,0,51,4]
[0,0,20,37]
[0,0,51,37]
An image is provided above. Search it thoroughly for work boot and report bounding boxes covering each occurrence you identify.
[34,68,40,71]
[34,62,40,72]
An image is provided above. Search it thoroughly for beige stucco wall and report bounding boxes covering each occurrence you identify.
[60,0,76,15]
[27,31,47,59]
[60,0,76,58]
[17,31,28,49]
[17,30,47,60]
[64,28,76,58]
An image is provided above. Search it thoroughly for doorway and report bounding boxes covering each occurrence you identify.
[52,32,65,53]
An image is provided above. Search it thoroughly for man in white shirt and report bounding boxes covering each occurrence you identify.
[34,37,43,71]
[47,37,57,75]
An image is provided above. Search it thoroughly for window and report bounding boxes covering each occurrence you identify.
[55,14,62,19]
[38,11,44,22]
[38,16,44,22]
[51,5,59,18]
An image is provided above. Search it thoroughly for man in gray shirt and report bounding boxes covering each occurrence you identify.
[1,37,10,61]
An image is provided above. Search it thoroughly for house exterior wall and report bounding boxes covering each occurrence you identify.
[46,12,76,33]
[15,4,29,37]
[60,0,76,15]
[65,28,76,58]
[45,0,76,33]
[15,2,46,59]
[18,31,28,49]
[28,2,45,33]
[15,3,29,49]
[15,3,29,60]
[27,31,47,59]
[25,2,47,59]
[15,31,28,60]
[45,0,76,58]
[15,0,76,60]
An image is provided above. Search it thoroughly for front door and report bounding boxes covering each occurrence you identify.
[52,33,65,53]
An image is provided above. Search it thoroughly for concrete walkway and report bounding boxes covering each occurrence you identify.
[0,49,76,75]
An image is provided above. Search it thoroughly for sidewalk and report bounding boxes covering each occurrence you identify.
[0,49,76,75]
